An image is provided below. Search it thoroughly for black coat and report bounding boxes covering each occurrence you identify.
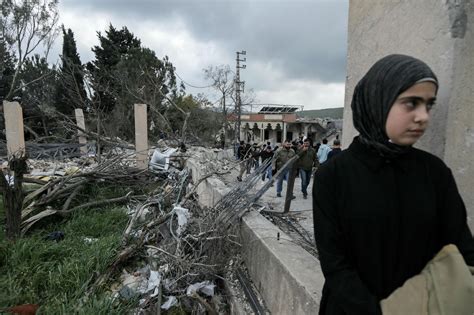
[327,147,342,161]
[259,150,274,163]
[313,137,474,315]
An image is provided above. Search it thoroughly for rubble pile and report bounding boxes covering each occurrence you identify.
[2,144,248,314]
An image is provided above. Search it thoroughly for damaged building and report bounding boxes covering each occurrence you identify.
[228,104,341,145]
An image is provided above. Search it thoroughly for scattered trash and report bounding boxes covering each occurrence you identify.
[4,174,14,186]
[146,247,159,258]
[145,270,161,297]
[0,303,40,315]
[116,268,162,301]
[149,147,178,171]
[174,206,190,236]
[44,231,65,242]
[83,237,98,244]
[119,284,137,300]
[161,296,178,310]
[186,281,216,297]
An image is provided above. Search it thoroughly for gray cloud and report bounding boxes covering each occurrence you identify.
[61,0,348,84]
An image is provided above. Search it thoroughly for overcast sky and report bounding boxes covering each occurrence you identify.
[51,0,349,111]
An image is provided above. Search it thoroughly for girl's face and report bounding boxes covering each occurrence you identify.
[385,81,437,146]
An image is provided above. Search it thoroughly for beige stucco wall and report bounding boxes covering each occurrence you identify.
[343,0,473,230]
[444,2,474,230]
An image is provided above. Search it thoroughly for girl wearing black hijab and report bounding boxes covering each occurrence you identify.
[313,54,474,314]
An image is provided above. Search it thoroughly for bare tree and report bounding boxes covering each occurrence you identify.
[1,0,60,100]
[203,65,235,137]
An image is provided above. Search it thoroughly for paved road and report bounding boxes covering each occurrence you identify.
[254,172,315,243]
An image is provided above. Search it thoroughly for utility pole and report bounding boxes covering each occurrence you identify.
[235,50,246,141]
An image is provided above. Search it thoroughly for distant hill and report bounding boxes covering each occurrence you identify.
[297,107,344,119]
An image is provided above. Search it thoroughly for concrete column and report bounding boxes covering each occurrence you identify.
[283,123,287,142]
[343,0,474,230]
[74,108,87,155]
[260,127,264,142]
[3,101,25,157]
[304,124,309,138]
[134,104,148,169]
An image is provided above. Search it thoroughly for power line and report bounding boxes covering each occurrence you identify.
[174,71,213,89]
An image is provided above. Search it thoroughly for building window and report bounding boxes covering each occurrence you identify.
[277,131,282,143]
[264,129,269,140]
[286,131,293,141]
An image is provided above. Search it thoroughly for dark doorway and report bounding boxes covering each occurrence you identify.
[276,131,282,143]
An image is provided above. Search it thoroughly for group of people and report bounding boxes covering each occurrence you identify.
[236,141,269,182]
[236,136,341,200]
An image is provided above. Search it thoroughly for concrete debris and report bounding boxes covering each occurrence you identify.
[27,157,98,176]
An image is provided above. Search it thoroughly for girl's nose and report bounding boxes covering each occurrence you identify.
[414,105,430,123]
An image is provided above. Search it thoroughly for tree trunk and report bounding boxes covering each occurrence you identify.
[1,155,28,240]
[97,112,102,163]
[222,92,227,138]
[41,115,49,137]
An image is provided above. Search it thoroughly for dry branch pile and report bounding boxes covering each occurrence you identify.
[19,153,160,234]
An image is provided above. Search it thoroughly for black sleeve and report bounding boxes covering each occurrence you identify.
[438,166,474,266]
[313,167,382,315]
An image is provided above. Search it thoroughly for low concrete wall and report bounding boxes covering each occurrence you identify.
[241,211,324,314]
[186,147,325,313]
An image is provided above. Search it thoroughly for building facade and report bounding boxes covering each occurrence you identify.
[228,105,340,146]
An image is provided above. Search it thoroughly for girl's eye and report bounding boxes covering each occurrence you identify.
[404,100,416,109]
[426,101,436,111]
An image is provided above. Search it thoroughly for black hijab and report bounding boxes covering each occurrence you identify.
[351,54,438,158]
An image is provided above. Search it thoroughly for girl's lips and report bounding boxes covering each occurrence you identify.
[407,129,424,134]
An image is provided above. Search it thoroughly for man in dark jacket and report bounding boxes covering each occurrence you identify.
[237,141,252,181]
[273,140,296,197]
[297,138,317,199]
[260,145,274,181]
[327,139,342,161]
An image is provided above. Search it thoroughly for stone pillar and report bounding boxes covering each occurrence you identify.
[343,0,474,230]
[283,123,287,142]
[74,108,87,155]
[260,126,264,142]
[134,104,148,169]
[3,101,25,157]
[304,125,309,138]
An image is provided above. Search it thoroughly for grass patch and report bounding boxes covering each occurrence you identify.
[0,196,134,314]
